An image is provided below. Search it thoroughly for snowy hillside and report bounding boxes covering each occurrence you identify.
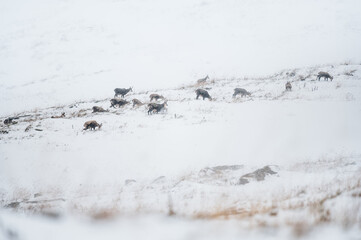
[1,63,361,239]
[1,0,361,239]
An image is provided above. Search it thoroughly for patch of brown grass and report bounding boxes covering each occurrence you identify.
[193,204,275,220]
[291,221,312,238]
[192,178,361,227]
[91,208,120,220]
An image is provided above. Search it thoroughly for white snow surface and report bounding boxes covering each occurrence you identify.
[1,63,361,239]
[1,0,361,239]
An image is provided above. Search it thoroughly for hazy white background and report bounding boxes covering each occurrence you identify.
[1,1,361,239]
[1,0,361,115]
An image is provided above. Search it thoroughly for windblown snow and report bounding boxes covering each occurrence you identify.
[1,0,361,239]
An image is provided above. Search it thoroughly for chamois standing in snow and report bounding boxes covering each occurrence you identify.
[148,101,168,115]
[195,89,212,100]
[317,72,333,81]
[197,75,209,84]
[132,99,143,107]
[110,98,130,108]
[285,82,292,91]
[114,87,133,98]
[92,106,108,113]
[149,94,165,101]
[233,88,251,98]
[3,117,19,125]
[83,120,102,131]
[51,112,65,118]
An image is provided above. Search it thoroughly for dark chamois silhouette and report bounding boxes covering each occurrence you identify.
[233,88,251,98]
[148,101,168,115]
[110,98,130,108]
[149,94,165,101]
[92,106,108,113]
[195,89,212,100]
[317,72,333,81]
[114,87,133,98]
[285,82,292,91]
[83,120,102,130]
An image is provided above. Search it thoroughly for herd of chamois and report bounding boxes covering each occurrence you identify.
[82,71,333,131]
[0,71,333,131]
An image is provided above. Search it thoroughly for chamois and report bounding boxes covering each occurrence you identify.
[51,112,65,118]
[233,88,251,97]
[114,87,133,98]
[317,72,333,81]
[197,75,209,84]
[149,94,165,101]
[110,98,130,108]
[148,101,168,115]
[92,106,108,113]
[3,117,19,125]
[195,89,212,100]
[285,82,292,91]
[132,99,143,107]
[83,120,102,131]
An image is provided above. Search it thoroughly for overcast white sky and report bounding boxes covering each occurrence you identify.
[1,0,361,115]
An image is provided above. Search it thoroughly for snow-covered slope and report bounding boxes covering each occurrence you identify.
[1,0,361,239]
[1,63,361,239]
